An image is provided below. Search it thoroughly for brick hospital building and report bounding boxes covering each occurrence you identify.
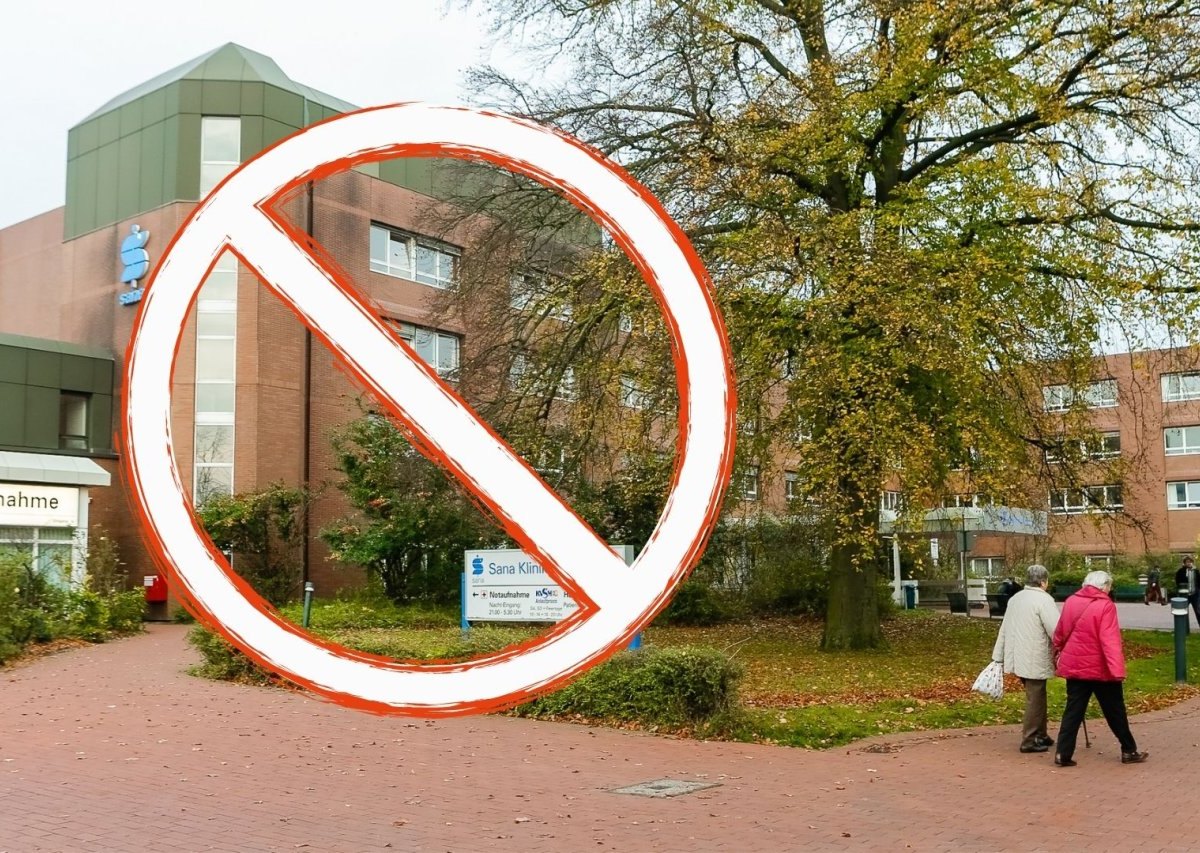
[0,43,1198,602]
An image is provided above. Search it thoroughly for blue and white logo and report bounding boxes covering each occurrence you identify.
[118,224,150,306]
[471,555,484,575]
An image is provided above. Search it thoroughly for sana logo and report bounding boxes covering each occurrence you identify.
[471,556,484,576]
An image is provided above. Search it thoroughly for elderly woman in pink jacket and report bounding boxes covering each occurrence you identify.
[1051,570,1149,767]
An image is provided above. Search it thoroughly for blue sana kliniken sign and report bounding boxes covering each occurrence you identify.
[463,545,634,623]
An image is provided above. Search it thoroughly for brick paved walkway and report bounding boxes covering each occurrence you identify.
[2,626,1195,852]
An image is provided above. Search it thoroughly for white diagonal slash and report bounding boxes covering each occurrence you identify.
[122,104,735,715]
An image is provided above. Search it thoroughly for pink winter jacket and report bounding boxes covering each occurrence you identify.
[1053,585,1126,681]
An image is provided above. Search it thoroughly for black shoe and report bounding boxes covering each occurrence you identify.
[1035,735,1055,747]
[1121,751,1149,764]
[1020,744,1049,753]
[1054,755,1076,767]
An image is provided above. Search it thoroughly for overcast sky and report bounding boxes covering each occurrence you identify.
[0,1,511,229]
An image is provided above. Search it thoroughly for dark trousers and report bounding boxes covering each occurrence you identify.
[1057,679,1137,761]
[1020,679,1048,749]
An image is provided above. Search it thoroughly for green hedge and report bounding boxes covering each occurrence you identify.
[515,646,743,727]
[188,626,742,728]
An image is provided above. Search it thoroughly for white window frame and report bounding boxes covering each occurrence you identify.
[200,117,241,196]
[390,320,461,380]
[1165,425,1200,456]
[1049,484,1123,515]
[1167,481,1200,510]
[784,471,800,502]
[741,465,760,501]
[508,352,574,401]
[1163,372,1200,403]
[194,254,237,506]
[511,271,572,322]
[1043,379,1118,412]
[941,493,992,508]
[1046,431,1121,463]
[370,223,459,289]
[1084,554,1114,568]
[619,375,649,410]
[970,557,1005,578]
[0,526,78,588]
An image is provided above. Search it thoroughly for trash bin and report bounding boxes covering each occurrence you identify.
[902,580,918,610]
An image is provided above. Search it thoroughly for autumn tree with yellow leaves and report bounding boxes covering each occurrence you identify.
[459,0,1200,648]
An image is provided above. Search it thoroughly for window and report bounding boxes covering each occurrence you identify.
[941,493,992,508]
[1089,432,1121,459]
[511,272,571,321]
[59,393,89,450]
[780,348,796,379]
[1046,432,1122,463]
[950,447,981,471]
[200,117,240,195]
[970,557,1005,578]
[0,526,76,588]
[370,224,458,288]
[880,491,903,512]
[1043,379,1118,411]
[194,254,237,505]
[1049,485,1123,515]
[741,465,759,501]
[1163,372,1200,403]
[619,375,649,409]
[556,367,577,401]
[793,418,813,444]
[1165,426,1200,456]
[390,321,461,379]
[1084,554,1113,568]
[535,446,566,478]
[1167,481,1200,510]
[507,353,573,400]
[784,471,800,502]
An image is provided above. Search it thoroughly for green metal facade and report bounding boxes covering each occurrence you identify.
[0,335,114,454]
[63,44,442,239]
[64,79,347,239]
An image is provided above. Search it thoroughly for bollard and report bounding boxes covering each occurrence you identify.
[302,581,315,628]
[1171,596,1188,683]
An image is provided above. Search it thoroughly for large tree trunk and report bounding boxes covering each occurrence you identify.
[821,540,883,649]
[821,472,884,650]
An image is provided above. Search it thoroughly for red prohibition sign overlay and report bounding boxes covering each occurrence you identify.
[121,104,736,716]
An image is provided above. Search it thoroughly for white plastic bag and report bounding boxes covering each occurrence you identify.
[972,660,1005,700]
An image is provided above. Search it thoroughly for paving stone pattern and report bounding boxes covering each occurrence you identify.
[1,626,1196,852]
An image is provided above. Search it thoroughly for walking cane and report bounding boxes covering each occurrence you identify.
[1083,718,1091,748]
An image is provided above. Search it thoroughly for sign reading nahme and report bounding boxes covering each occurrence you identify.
[0,484,79,528]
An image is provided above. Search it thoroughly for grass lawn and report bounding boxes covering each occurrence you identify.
[269,603,1200,749]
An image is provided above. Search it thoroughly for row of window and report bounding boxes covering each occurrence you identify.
[1043,373,1200,411]
[1041,426,1200,461]
[970,554,1117,578]
[731,472,1200,515]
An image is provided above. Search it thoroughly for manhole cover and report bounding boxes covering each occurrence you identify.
[609,779,721,798]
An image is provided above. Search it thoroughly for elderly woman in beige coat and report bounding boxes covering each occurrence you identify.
[992,564,1060,753]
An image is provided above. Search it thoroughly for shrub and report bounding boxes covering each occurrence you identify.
[516,645,743,727]
[656,579,735,626]
[197,483,309,607]
[278,589,458,630]
[0,543,145,663]
[187,626,275,685]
